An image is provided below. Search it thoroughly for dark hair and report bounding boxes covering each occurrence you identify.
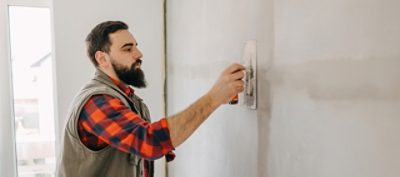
[85,21,128,67]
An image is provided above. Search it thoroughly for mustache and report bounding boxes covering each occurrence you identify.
[134,59,142,66]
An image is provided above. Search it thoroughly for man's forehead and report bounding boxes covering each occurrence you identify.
[109,30,136,46]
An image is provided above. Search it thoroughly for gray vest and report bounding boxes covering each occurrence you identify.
[57,70,152,177]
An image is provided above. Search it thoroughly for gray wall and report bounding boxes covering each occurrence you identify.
[266,0,400,177]
[52,0,166,176]
[166,0,272,177]
[167,0,400,177]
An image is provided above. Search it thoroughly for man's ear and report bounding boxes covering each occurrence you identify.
[95,51,109,67]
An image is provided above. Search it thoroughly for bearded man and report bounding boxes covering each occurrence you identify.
[57,21,245,177]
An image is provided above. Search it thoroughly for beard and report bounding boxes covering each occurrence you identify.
[111,58,147,88]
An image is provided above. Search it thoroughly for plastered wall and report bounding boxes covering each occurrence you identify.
[166,0,400,177]
[166,0,272,176]
[266,0,400,177]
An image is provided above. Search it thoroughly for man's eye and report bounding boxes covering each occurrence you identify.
[125,48,131,52]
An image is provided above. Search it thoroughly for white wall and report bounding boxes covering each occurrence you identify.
[0,2,17,177]
[167,0,400,177]
[266,0,400,177]
[52,0,166,176]
[166,0,272,177]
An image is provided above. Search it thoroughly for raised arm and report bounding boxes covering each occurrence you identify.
[167,63,245,147]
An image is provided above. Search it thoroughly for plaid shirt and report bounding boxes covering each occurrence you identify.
[78,77,175,177]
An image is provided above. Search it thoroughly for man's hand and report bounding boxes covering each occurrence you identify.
[207,63,245,105]
[167,63,246,148]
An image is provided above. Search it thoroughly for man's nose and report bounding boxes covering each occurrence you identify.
[134,48,143,60]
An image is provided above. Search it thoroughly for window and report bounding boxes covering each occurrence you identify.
[8,6,56,177]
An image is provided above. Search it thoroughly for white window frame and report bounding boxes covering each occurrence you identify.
[0,0,52,176]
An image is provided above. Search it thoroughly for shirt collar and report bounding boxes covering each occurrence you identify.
[109,76,134,96]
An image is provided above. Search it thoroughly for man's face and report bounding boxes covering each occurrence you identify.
[107,30,146,88]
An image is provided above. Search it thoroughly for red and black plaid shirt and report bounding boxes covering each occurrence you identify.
[78,77,175,177]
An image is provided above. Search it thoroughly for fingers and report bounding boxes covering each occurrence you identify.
[222,63,245,82]
[231,69,245,81]
[225,64,245,93]
[224,63,245,75]
[210,63,246,104]
[235,80,245,92]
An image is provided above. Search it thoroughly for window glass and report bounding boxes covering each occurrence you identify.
[9,6,56,177]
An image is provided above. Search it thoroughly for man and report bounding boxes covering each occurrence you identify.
[57,21,245,177]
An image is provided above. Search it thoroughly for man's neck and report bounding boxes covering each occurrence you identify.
[98,67,120,82]
[98,67,133,96]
